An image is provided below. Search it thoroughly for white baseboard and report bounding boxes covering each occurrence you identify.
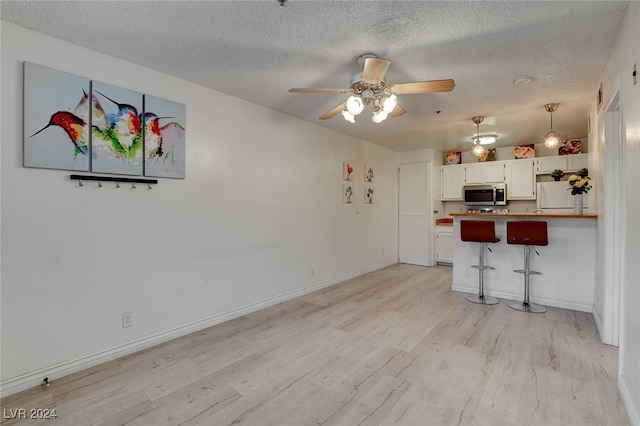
[592,305,615,345]
[451,285,593,313]
[0,259,398,398]
[619,374,640,426]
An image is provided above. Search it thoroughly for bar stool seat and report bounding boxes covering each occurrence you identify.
[461,220,500,305]
[506,221,548,313]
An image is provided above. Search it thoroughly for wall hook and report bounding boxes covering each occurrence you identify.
[115,182,120,189]
[97,181,102,188]
[147,183,152,190]
[131,182,136,190]
[78,180,83,187]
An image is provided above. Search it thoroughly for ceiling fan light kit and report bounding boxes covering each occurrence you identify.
[472,144,487,157]
[471,134,498,145]
[543,103,561,148]
[288,53,455,124]
[471,115,495,156]
[346,96,364,115]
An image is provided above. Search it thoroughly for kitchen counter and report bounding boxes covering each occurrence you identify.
[450,215,596,312]
[436,218,453,226]
[450,212,597,219]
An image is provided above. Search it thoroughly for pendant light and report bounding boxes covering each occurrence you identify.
[543,103,561,149]
[471,116,486,156]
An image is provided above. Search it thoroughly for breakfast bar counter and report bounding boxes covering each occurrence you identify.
[449,213,597,312]
[450,212,597,219]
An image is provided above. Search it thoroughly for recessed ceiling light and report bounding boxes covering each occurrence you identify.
[514,76,533,85]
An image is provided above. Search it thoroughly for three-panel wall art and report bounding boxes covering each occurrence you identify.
[24,62,186,178]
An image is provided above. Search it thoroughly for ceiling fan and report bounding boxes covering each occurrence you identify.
[289,53,455,123]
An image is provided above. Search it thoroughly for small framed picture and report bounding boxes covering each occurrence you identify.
[343,162,354,181]
[364,165,374,182]
[514,144,535,159]
[559,139,582,155]
[365,186,374,204]
[343,184,354,204]
[445,151,461,165]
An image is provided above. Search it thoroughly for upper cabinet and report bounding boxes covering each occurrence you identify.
[441,165,463,200]
[464,162,506,184]
[506,159,536,199]
[535,154,588,174]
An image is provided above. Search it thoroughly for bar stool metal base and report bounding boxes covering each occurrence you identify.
[466,294,500,305]
[508,301,547,313]
[510,245,547,314]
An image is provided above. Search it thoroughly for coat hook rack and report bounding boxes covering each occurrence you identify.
[70,175,158,188]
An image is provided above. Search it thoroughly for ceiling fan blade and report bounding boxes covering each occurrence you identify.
[320,101,347,120]
[362,58,391,84]
[391,79,456,94]
[389,104,407,117]
[289,88,348,94]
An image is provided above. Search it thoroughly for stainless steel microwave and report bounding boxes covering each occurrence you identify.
[463,184,507,206]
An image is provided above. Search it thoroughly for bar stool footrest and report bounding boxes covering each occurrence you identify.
[507,301,546,313]
[466,294,500,305]
[471,265,495,271]
[513,269,542,275]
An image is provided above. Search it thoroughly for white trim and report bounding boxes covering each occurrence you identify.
[0,259,398,398]
[601,83,624,346]
[619,375,640,426]
[451,286,593,313]
[592,304,610,345]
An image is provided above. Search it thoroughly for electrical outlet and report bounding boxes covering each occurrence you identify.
[122,312,133,328]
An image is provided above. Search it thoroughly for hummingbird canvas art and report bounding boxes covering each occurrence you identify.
[24,62,90,171]
[143,94,186,179]
[90,81,144,176]
[24,63,186,178]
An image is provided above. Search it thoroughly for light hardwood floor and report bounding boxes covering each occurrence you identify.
[1,264,630,425]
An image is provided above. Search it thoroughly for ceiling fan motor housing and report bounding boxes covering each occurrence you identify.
[349,72,390,104]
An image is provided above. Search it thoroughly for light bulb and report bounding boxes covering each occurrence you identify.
[345,96,364,115]
[543,130,561,148]
[372,110,388,123]
[472,143,486,156]
[381,94,397,113]
[342,110,355,123]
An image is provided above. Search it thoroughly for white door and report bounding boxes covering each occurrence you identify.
[399,163,432,266]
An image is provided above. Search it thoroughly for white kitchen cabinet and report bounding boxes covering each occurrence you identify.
[484,162,507,183]
[535,154,588,174]
[536,156,567,174]
[436,225,454,264]
[464,164,485,184]
[441,165,463,200]
[568,154,588,171]
[506,159,536,199]
[464,161,505,184]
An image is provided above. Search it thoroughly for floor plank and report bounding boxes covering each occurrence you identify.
[0,264,630,425]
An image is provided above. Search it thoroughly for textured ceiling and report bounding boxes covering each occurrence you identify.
[1,1,630,153]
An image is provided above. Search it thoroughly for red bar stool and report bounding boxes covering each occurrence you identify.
[506,221,548,313]
[460,220,500,305]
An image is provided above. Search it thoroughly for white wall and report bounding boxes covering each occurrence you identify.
[591,2,640,423]
[0,22,399,396]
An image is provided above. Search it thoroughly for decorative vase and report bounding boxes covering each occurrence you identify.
[574,193,584,215]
